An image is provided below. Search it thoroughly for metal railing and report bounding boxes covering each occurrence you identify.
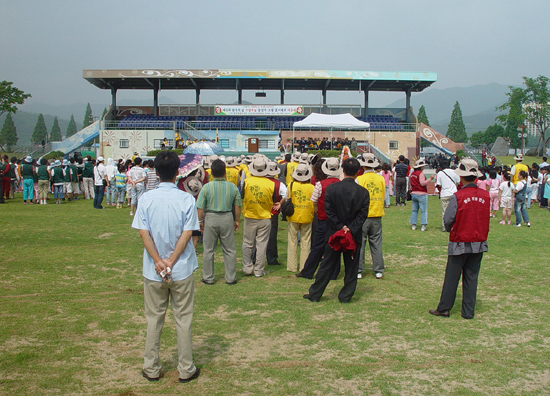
[158,104,363,117]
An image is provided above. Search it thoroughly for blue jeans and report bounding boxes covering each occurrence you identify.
[514,198,529,224]
[106,182,117,205]
[525,187,532,208]
[53,185,64,199]
[93,185,105,209]
[116,186,126,203]
[384,185,390,207]
[410,194,428,225]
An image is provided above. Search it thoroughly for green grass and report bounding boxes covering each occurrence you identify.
[496,155,543,167]
[1,193,550,395]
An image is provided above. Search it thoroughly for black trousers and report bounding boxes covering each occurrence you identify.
[308,241,360,303]
[266,214,279,265]
[395,177,407,205]
[300,219,339,279]
[437,252,483,319]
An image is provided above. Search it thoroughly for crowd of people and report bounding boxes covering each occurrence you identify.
[290,136,358,153]
[3,148,548,382]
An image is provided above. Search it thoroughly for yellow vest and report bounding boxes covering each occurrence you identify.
[512,163,528,184]
[357,171,385,217]
[243,176,274,219]
[226,167,240,187]
[288,182,315,224]
[286,161,299,185]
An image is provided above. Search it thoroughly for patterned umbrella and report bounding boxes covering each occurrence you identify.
[178,154,203,178]
[183,141,224,155]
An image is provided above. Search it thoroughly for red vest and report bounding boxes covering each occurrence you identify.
[268,177,282,214]
[317,177,340,220]
[410,169,427,193]
[449,185,490,243]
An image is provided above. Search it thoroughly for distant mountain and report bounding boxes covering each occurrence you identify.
[0,111,75,146]
[386,82,512,136]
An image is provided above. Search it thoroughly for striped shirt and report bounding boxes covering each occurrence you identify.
[145,169,160,191]
[196,178,242,213]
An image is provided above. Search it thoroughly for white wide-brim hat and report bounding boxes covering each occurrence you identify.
[267,161,281,177]
[321,158,341,177]
[293,163,313,182]
[182,176,202,196]
[249,157,271,177]
[413,159,427,169]
[454,158,483,177]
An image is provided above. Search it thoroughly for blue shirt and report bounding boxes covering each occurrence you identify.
[132,182,199,282]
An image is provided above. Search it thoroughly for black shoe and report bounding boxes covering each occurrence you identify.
[142,370,160,382]
[303,294,320,302]
[200,279,214,285]
[268,261,282,266]
[179,367,200,383]
[295,272,312,279]
[339,299,351,303]
[226,280,237,285]
[429,309,450,317]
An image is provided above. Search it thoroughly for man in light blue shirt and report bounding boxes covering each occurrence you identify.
[132,151,201,384]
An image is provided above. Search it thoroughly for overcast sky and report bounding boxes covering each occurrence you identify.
[2,0,549,110]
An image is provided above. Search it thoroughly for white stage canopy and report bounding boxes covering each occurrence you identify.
[293,113,370,129]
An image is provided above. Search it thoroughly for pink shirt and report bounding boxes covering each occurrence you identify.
[476,179,489,191]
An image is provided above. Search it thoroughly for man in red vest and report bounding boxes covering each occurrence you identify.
[296,158,342,279]
[429,158,490,320]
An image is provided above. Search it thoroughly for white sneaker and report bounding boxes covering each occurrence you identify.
[526,222,531,227]
[421,225,427,232]
[357,273,363,279]
[411,225,417,231]
[513,223,521,227]
[129,212,134,216]
[375,272,383,279]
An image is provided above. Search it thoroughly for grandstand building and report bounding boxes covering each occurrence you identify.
[53,68,461,162]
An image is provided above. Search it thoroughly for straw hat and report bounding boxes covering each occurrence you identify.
[249,157,271,177]
[454,158,483,178]
[321,157,341,177]
[413,159,427,169]
[182,176,202,196]
[267,161,281,177]
[24,155,33,163]
[291,152,301,162]
[514,153,524,161]
[362,153,380,168]
[293,163,312,182]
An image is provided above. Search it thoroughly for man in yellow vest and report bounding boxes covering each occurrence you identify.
[511,153,528,185]
[356,153,386,279]
[285,152,300,186]
[242,157,276,277]
[224,157,241,187]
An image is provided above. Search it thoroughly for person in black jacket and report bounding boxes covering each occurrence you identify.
[303,158,370,303]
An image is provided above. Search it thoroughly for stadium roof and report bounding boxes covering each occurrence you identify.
[83,69,437,93]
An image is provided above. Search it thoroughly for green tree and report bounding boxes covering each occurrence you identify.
[83,103,93,128]
[417,105,430,127]
[0,80,31,118]
[50,117,62,141]
[469,124,505,148]
[66,114,77,137]
[446,101,468,143]
[32,113,48,143]
[469,130,485,147]
[496,86,527,150]
[521,76,549,155]
[0,112,18,151]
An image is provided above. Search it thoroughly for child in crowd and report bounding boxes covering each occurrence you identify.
[115,164,127,209]
[488,170,500,218]
[51,161,65,204]
[498,172,513,225]
[145,159,160,191]
[476,172,490,192]
[513,170,530,227]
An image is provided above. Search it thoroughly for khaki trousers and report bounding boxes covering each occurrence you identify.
[143,277,197,380]
[286,221,312,272]
[202,212,237,283]
[440,196,452,229]
[242,217,271,276]
[38,180,49,200]
[82,177,95,199]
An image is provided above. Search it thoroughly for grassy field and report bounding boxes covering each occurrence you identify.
[1,193,550,395]
[496,155,543,167]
